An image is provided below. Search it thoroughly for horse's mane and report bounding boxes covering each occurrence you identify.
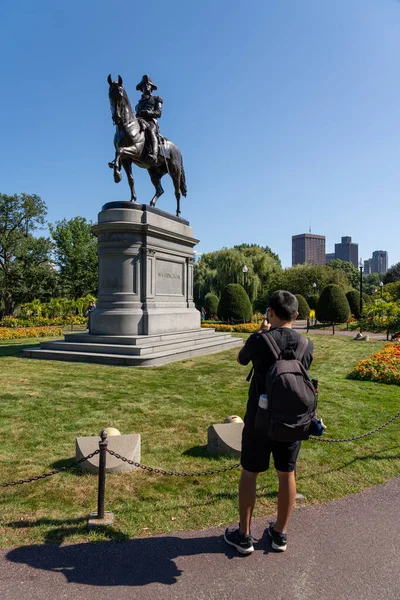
[121,87,134,116]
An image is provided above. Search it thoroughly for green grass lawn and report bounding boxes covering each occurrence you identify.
[0,334,399,548]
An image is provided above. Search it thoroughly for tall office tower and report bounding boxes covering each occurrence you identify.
[334,236,359,268]
[371,251,388,275]
[292,234,326,266]
[326,253,335,263]
[363,259,373,275]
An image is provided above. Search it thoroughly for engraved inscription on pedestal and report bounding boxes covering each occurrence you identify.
[156,259,184,296]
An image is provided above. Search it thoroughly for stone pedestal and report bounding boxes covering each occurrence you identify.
[207,423,243,457]
[76,433,141,474]
[91,202,200,335]
[23,202,242,366]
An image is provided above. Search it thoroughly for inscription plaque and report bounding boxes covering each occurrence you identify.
[156,259,184,295]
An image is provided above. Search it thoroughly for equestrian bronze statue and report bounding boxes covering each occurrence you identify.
[107,74,187,218]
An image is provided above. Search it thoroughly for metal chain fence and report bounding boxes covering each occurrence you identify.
[106,449,241,476]
[0,450,100,488]
[106,410,400,476]
[1,409,399,486]
[310,409,400,443]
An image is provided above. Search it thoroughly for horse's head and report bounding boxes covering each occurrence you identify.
[108,74,129,125]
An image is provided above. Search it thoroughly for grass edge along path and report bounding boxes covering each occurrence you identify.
[0,334,399,548]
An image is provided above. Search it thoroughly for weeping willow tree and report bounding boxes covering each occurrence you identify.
[194,244,281,307]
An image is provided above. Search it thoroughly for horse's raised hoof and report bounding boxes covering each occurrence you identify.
[108,162,114,169]
[114,171,122,183]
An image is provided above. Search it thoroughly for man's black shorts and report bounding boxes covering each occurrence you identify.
[241,423,301,473]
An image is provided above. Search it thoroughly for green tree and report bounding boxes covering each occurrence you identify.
[383,262,400,284]
[362,273,381,295]
[346,290,363,319]
[0,193,57,315]
[50,217,98,298]
[295,294,310,319]
[316,284,351,334]
[383,281,400,302]
[265,264,351,303]
[306,294,319,310]
[328,259,360,289]
[194,244,281,307]
[217,284,252,323]
[204,292,219,319]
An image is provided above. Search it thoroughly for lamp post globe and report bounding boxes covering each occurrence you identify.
[242,264,248,290]
[380,281,384,299]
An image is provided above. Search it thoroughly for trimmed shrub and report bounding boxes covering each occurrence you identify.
[217,284,252,323]
[295,294,310,319]
[346,290,363,319]
[306,294,319,310]
[316,284,351,334]
[204,292,219,319]
[362,293,373,306]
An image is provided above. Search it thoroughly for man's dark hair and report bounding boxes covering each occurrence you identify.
[268,290,299,321]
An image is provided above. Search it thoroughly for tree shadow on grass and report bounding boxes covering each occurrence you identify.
[51,457,95,477]
[182,445,240,462]
[0,342,40,358]
[302,444,400,479]
[6,516,130,546]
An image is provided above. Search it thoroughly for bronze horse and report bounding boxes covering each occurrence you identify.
[107,75,187,217]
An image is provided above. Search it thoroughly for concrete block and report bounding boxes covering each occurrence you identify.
[207,423,243,457]
[353,333,369,341]
[76,433,140,473]
[87,511,114,528]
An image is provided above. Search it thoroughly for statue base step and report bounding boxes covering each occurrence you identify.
[23,328,242,367]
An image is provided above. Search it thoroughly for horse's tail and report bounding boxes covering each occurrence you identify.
[180,162,187,197]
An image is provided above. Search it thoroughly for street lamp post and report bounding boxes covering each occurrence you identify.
[359,259,363,333]
[313,282,317,292]
[242,264,248,291]
[380,281,384,299]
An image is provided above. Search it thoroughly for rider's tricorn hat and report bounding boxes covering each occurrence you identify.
[136,74,157,92]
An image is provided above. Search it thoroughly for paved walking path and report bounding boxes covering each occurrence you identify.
[293,321,387,340]
[1,476,399,600]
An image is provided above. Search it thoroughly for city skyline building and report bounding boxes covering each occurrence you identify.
[334,236,359,268]
[325,253,335,263]
[292,233,326,266]
[372,250,388,274]
[363,258,373,275]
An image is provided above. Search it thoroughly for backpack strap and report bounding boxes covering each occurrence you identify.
[295,336,309,362]
[261,332,281,360]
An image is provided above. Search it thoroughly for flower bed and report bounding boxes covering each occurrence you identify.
[201,322,260,333]
[349,342,400,386]
[0,326,64,341]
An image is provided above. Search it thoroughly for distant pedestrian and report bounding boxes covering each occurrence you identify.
[224,291,314,554]
[201,307,206,321]
[86,301,96,330]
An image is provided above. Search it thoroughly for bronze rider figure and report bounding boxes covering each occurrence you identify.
[135,74,163,163]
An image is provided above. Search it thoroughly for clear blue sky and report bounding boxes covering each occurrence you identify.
[0,0,399,268]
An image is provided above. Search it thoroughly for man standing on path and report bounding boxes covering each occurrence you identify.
[224,291,314,554]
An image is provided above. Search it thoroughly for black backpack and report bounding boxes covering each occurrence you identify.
[254,333,316,442]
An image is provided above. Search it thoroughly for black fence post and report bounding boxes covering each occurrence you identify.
[88,429,114,528]
[97,429,108,520]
